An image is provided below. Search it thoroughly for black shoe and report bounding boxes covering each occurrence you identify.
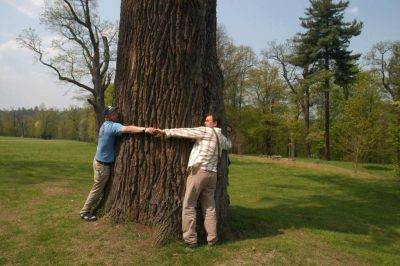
[80,212,97,221]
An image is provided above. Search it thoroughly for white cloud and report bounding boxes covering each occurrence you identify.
[0,61,81,109]
[0,38,80,109]
[0,66,80,109]
[347,7,360,17]
[31,0,44,7]
[0,34,59,59]
[0,40,21,52]
[1,0,44,18]
[0,39,38,55]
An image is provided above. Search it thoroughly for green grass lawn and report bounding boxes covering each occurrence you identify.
[0,136,399,265]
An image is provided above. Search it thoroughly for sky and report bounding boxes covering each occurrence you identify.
[0,0,399,110]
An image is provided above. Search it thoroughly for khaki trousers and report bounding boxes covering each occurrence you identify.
[80,159,111,214]
[182,168,217,245]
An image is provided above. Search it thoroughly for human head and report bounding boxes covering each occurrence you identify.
[103,106,119,121]
[204,113,220,128]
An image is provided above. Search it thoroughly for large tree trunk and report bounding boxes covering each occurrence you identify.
[93,101,105,135]
[100,0,229,245]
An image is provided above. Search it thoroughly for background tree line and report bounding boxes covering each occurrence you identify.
[217,24,399,168]
[4,0,399,174]
[2,42,399,164]
[0,105,96,141]
[2,34,399,168]
[0,81,114,141]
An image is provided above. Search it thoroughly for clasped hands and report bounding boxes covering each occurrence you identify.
[145,127,165,138]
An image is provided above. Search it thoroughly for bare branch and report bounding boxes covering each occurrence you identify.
[18,0,118,131]
[365,41,398,100]
[100,36,110,77]
[264,41,298,95]
[62,0,87,27]
[17,28,94,94]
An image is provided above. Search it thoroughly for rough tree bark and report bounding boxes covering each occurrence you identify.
[100,0,230,245]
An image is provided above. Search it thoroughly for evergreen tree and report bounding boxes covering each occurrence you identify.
[293,0,362,160]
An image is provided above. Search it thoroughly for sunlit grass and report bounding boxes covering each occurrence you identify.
[0,137,399,265]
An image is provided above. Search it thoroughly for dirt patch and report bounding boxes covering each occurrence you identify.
[71,219,154,265]
[216,247,289,266]
[35,181,71,196]
[0,208,18,223]
[0,205,34,234]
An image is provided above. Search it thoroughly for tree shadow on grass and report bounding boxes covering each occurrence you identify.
[229,172,400,246]
[362,164,392,171]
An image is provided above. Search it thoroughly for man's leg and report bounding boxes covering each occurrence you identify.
[199,171,218,245]
[182,173,200,246]
[80,159,110,215]
[182,168,213,246]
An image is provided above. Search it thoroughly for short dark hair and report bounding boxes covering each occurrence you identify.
[204,113,220,126]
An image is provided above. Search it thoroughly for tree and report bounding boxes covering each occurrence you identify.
[334,72,383,170]
[365,41,400,174]
[245,60,287,155]
[100,0,229,245]
[17,0,118,133]
[218,43,256,114]
[294,0,362,160]
[265,40,314,157]
[216,26,256,153]
[365,41,400,101]
[32,105,59,139]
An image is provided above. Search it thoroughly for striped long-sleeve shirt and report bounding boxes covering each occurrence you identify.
[163,127,232,172]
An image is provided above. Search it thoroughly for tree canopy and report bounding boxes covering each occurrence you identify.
[17,0,118,132]
[292,0,362,160]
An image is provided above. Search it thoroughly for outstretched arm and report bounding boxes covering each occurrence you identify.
[121,126,155,134]
[155,127,207,139]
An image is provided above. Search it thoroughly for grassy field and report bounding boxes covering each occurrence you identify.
[0,136,399,265]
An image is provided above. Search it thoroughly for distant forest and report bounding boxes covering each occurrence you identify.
[3,10,399,169]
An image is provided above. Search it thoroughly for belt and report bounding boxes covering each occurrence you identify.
[95,159,113,166]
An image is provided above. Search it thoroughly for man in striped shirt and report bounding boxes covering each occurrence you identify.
[154,113,232,248]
